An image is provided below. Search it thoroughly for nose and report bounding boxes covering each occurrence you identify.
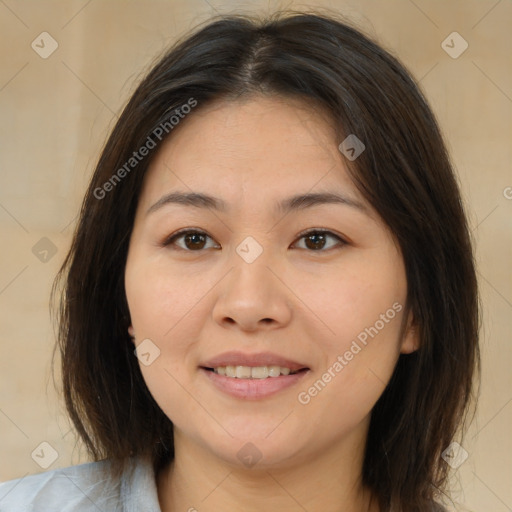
[211,248,292,332]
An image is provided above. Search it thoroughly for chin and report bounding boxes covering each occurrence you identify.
[201,429,309,471]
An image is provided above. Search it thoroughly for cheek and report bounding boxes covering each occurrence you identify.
[292,248,406,353]
[125,269,202,425]
[292,253,405,420]
[125,250,207,339]
[124,251,213,410]
[296,306,404,437]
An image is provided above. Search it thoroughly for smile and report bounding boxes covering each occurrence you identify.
[207,365,304,378]
[200,366,310,400]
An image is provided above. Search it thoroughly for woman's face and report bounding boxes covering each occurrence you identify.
[124,95,417,470]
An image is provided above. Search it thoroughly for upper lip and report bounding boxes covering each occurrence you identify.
[200,351,309,372]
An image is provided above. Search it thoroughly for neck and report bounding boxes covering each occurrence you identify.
[157,427,379,512]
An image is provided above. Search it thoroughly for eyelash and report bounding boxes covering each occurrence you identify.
[160,228,347,253]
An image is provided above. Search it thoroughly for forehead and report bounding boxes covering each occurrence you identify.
[139,95,362,207]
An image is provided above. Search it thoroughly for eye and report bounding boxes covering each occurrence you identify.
[162,229,219,251]
[162,228,346,252]
[292,229,346,251]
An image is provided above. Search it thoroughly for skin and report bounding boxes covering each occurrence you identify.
[124,95,418,512]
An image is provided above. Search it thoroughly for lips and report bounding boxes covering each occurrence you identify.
[200,351,310,372]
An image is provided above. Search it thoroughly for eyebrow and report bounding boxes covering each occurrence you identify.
[145,190,367,216]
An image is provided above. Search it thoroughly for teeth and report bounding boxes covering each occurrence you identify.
[213,365,298,378]
[236,365,251,378]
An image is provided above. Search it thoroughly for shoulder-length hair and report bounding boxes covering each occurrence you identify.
[51,10,479,511]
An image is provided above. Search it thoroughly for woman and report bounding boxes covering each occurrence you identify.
[0,10,479,512]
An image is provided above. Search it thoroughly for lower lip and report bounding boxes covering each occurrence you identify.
[200,368,310,400]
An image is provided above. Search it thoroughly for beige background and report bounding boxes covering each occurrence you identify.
[0,0,510,510]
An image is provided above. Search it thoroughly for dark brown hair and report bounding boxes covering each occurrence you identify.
[51,9,479,511]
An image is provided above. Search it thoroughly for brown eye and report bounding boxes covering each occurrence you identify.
[183,232,207,250]
[293,230,345,251]
[163,230,218,251]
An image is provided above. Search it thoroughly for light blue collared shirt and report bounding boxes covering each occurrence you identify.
[0,455,161,511]
[0,456,454,511]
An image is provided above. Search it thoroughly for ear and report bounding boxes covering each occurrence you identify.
[400,311,420,354]
[128,325,135,342]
